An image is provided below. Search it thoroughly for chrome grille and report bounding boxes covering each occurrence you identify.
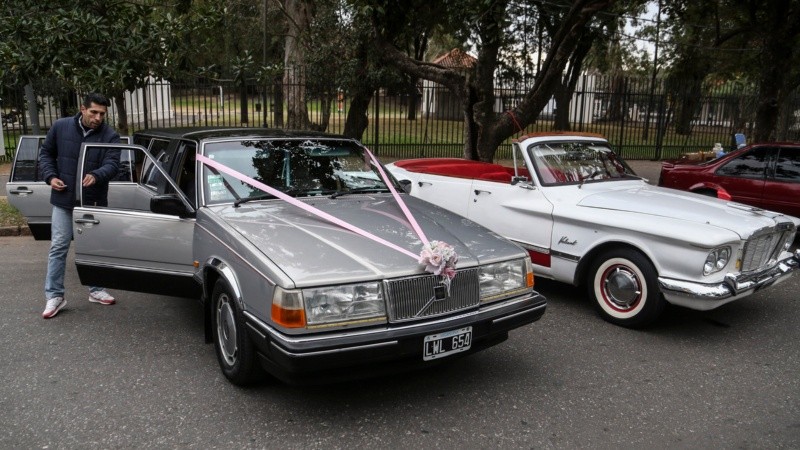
[384,268,480,322]
[741,226,792,273]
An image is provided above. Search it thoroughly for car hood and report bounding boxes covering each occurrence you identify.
[575,182,790,233]
[210,194,521,287]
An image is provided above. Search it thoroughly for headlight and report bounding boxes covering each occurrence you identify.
[303,282,386,327]
[703,246,731,275]
[479,258,534,303]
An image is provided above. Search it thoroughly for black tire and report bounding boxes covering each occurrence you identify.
[587,248,665,328]
[211,280,261,385]
[693,188,717,198]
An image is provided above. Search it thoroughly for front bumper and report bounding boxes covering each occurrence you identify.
[658,250,799,311]
[243,291,546,384]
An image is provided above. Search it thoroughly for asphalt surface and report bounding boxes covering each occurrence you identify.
[3,158,798,448]
[1,235,799,448]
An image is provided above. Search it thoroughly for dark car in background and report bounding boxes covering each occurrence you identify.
[659,143,800,218]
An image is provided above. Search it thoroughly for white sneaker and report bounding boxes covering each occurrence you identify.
[42,297,66,319]
[88,290,116,305]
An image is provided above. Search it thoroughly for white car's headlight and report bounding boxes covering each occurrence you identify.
[303,282,386,327]
[479,258,534,303]
[703,246,731,275]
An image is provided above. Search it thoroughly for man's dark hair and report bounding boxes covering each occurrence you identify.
[83,92,111,108]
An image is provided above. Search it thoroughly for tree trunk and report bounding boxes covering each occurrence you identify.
[673,77,702,135]
[113,94,128,136]
[553,83,571,131]
[753,46,791,141]
[272,74,284,128]
[406,78,419,121]
[283,0,315,130]
[343,87,373,139]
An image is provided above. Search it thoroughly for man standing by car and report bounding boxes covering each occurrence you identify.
[38,92,121,319]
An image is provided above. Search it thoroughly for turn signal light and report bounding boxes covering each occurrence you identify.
[271,304,306,328]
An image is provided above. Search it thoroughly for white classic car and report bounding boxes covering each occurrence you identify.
[387,132,800,327]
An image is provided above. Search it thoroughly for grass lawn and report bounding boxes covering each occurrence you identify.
[0,197,25,228]
[1,162,26,228]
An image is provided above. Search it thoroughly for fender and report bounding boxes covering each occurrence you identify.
[203,257,245,307]
[202,257,245,344]
[689,181,732,200]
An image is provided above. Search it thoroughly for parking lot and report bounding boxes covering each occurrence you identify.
[1,235,798,448]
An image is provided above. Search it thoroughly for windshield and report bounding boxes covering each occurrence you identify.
[201,138,388,205]
[527,141,636,186]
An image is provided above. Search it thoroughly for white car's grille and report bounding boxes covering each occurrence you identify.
[384,268,480,322]
[741,226,794,273]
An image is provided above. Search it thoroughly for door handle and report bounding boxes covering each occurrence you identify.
[474,189,492,195]
[75,216,100,225]
[418,181,432,187]
[9,188,34,195]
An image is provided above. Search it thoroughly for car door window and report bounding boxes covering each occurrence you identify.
[10,136,45,181]
[773,147,800,182]
[81,144,186,212]
[175,142,197,207]
[717,147,771,179]
[141,140,179,193]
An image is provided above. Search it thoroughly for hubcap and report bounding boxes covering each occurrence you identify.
[603,266,642,310]
[216,293,238,366]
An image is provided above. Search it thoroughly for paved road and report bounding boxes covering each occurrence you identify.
[1,236,798,448]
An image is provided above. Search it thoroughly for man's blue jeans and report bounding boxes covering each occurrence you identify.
[44,206,103,299]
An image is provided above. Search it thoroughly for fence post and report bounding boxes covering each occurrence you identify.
[617,78,628,158]
[373,89,379,155]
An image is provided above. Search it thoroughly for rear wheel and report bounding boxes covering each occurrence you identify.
[587,248,665,328]
[211,280,261,385]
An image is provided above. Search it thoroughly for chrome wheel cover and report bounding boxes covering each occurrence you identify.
[601,264,642,312]
[216,293,238,366]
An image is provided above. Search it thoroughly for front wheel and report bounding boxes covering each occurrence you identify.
[211,280,261,385]
[587,248,665,328]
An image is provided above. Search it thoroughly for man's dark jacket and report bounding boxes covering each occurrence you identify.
[38,113,121,210]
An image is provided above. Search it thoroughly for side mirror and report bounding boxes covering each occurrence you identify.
[511,176,529,186]
[151,194,195,219]
[398,179,412,194]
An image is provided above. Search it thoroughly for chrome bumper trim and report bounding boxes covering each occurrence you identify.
[659,250,799,302]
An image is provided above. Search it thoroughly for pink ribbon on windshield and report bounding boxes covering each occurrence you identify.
[364,148,430,246]
[196,153,419,260]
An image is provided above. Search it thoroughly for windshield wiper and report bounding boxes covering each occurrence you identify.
[235,187,342,206]
[329,186,390,199]
[234,192,278,207]
[234,188,307,207]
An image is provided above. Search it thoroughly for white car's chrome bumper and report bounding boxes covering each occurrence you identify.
[658,250,800,311]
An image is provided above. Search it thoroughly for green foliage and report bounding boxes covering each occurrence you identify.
[0,0,222,94]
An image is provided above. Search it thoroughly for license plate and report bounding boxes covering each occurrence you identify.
[423,326,472,361]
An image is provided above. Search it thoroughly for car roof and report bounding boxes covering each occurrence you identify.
[132,126,349,141]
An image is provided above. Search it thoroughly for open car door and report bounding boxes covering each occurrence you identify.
[6,136,131,240]
[5,136,50,239]
[72,143,200,298]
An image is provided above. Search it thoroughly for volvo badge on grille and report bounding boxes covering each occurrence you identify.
[414,282,450,317]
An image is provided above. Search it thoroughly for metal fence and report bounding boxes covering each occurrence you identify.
[3,73,800,164]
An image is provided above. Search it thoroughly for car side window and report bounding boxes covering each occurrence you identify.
[141,140,179,193]
[772,147,800,182]
[11,136,45,181]
[716,147,770,179]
